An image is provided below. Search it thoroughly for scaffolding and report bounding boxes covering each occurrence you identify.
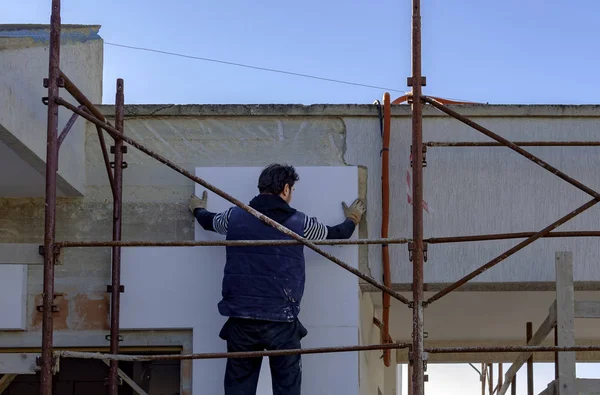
[22,0,600,394]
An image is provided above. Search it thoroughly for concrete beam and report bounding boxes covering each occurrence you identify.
[0,244,43,265]
[0,330,192,350]
[539,380,557,395]
[0,123,79,197]
[555,251,576,395]
[94,103,600,119]
[498,301,557,395]
[0,25,103,197]
[0,354,37,374]
[361,282,600,293]
[575,378,600,394]
[575,301,600,319]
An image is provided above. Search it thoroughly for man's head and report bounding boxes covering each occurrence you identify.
[257,163,299,203]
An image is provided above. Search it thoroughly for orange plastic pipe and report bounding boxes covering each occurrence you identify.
[392,94,410,105]
[381,92,392,366]
[393,94,480,105]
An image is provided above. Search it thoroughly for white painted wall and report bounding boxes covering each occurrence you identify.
[0,265,27,330]
[120,166,363,394]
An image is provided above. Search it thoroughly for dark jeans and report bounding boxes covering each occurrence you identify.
[219,317,308,395]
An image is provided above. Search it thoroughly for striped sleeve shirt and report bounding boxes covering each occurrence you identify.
[212,208,328,240]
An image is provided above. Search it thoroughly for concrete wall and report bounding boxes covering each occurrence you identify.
[359,291,385,395]
[1,103,600,384]
[88,103,600,287]
[3,103,600,333]
[0,25,103,196]
[343,107,600,287]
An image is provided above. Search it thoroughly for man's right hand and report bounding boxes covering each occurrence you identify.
[189,190,208,214]
[342,198,366,224]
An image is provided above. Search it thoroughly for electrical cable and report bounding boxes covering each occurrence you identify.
[104,42,405,92]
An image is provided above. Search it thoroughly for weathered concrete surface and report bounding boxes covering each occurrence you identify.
[96,103,600,118]
[344,113,600,285]
[0,114,349,341]
[0,138,48,197]
[0,24,103,196]
[1,103,600,372]
[88,103,600,285]
[359,291,385,395]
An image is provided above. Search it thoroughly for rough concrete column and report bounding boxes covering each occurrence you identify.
[384,364,399,395]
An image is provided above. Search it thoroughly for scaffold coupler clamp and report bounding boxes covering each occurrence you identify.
[35,355,60,374]
[409,144,428,168]
[408,241,428,262]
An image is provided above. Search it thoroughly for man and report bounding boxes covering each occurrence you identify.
[189,163,366,395]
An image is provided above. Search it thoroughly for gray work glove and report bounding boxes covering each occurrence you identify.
[189,191,207,213]
[342,198,366,224]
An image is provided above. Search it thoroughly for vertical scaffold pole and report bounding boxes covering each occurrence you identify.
[41,0,61,393]
[410,0,425,394]
[108,78,125,394]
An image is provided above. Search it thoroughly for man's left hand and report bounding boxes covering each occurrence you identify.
[342,198,366,224]
[189,191,208,213]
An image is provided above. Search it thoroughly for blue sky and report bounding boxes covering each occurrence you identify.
[5,0,600,105]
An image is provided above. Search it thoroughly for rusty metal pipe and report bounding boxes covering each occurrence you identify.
[381,92,392,366]
[425,141,600,147]
[373,317,382,329]
[40,1,61,394]
[423,96,600,201]
[425,198,599,305]
[426,344,600,354]
[60,70,108,123]
[410,0,425,394]
[55,237,408,248]
[107,78,125,395]
[426,231,600,244]
[57,105,86,148]
[61,69,117,198]
[97,125,116,198]
[527,322,534,395]
[56,97,411,305]
[60,70,117,198]
[55,342,411,362]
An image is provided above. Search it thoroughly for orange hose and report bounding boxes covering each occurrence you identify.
[381,92,392,367]
[391,94,410,105]
[393,94,480,105]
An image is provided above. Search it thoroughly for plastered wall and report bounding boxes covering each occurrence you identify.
[359,291,385,395]
[0,25,103,196]
[343,113,600,285]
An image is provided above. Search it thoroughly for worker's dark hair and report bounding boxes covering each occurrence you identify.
[257,163,299,195]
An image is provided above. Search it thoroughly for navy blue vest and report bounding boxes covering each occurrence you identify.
[218,207,306,322]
